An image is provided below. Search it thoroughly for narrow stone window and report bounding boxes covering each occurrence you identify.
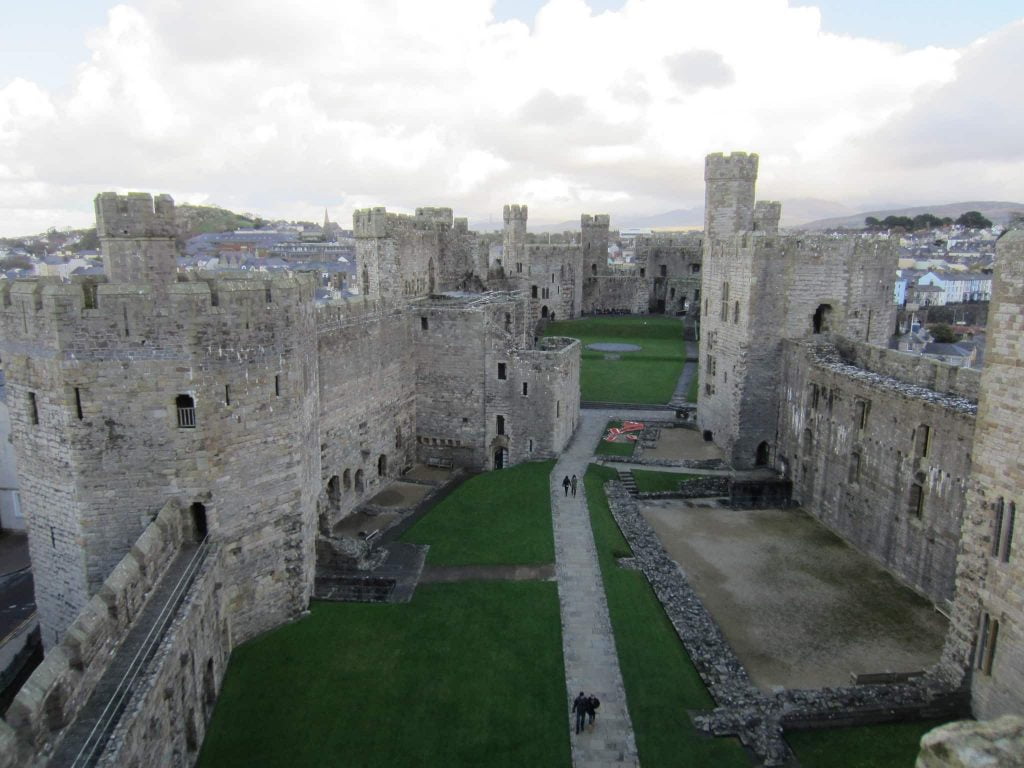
[224,385,231,406]
[803,429,813,456]
[342,469,351,491]
[848,452,860,484]
[556,400,560,418]
[395,427,402,449]
[809,384,819,410]
[354,469,365,493]
[976,613,999,675]
[639,268,645,277]
[531,285,538,299]
[720,282,729,321]
[914,424,931,458]
[377,454,387,477]
[74,388,83,420]
[995,501,1015,563]
[497,363,507,380]
[529,439,534,452]
[176,394,196,428]
[50,525,56,548]
[592,264,597,276]
[496,415,505,435]
[855,400,869,430]
[28,392,39,425]
[908,482,924,518]
[275,375,280,396]
[522,382,528,396]
[992,498,1005,557]
[265,286,272,303]
[704,298,709,316]
[505,313,512,331]
[733,301,740,323]
[660,264,667,277]
[421,317,428,330]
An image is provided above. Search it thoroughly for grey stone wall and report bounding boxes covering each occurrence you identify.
[940,231,1024,719]
[776,339,975,605]
[581,276,649,314]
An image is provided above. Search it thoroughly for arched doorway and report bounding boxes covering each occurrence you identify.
[327,476,341,509]
[493,448,508,469]
[755,441,770,467]
[190,502,208,541]
[354,469,365,493]
[541,305,549,319]
[813,304,833,334]
[377,454,387,477]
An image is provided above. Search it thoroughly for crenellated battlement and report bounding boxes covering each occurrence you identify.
[503,204,528,224]
[752,200,781,233]
[95,192,176,239]
[581,214,610,229]
[415,207,454,229]
[354,206,461,239]
[704,151,759,181]
[454,217,468,233]
[353,207,389,238]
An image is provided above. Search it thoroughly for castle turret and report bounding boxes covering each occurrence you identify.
[503,204,528,274]
[581,214,610,277]
[704,152,758,241]
[753,200,781,234]
[95,192,178,288]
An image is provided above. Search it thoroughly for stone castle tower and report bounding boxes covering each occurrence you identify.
[1,193,321,648]
[697,152,896,467]
[940,229,1024,718]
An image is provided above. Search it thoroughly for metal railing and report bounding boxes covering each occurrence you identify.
[69,536,210,768]
[176,406,196,428]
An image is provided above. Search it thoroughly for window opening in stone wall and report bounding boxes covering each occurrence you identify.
[522,382,528,396]
[421,317,428,330]
[670,288,676,299]
[640,268,645,277]
[377,454,387,477]
[50,525,55,548]
[812,303,833,334]
[516,262,522,273]
[848,452,861,484]
[176,395,196,428]
[496,415,505,435]
[342,469,351,491]
[992,498,1005,557]
[204,659,216,709]
[275,375,280,396]
[720,282,729,321]
[532,285,538,298]
[265,286,272,303]
[361,266,369,296]
[660,265,667,277]
[704,298,709,316]
[1003,502,1016,562]
[123,304,130,336]
[591,264,597,276]
[74,388,83,420]
[733,301,740,323]
[190,503,208,540]
[856,400,869,430]
[494,447,508,469]
[908,481,924,518]
[915,424,931,458]
[224,385,230,406]
[702,430,713,442]
[803,429,813,456]
[186,709,198,752]
[355,469,365,493]
[29,392,38,425]
[704,383,712,396]
[395,428,402,449]
[556,401,560,418]
[327,476,340,509]
[497,363,507,380]
[529,439,534,452]
[541,306,549,319]
[755,442,769,467]
[976,613,999,675]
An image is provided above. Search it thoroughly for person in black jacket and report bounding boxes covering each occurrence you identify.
[572,691,588,734]
[586,694,600,729]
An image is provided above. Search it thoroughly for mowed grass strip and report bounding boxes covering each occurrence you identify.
[596,420,637,457]
[631,469,700,493]
[400,460,555,566]
[584,465,748,766]
[198,582,569,768]
[786,720,947,768]
[544,316,686,404]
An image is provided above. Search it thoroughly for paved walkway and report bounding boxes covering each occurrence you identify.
[551,409,640,767]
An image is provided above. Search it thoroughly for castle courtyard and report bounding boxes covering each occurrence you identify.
[640,501,949,690]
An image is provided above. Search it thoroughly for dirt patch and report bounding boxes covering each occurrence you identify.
[367,481,432,508]
[644,427,723,462]
[639,501,948,691]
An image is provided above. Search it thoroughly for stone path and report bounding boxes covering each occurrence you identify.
[551,409,640,767]
[669,357,698,409]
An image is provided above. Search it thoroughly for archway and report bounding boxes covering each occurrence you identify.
[354,469,365,493]
[494,448,508,469]
[327,476,341,508]
[812,303,833,334]
[377,454,387,477]
[190,503,208,541]
[541,305,549,319]
[755,441,770,467]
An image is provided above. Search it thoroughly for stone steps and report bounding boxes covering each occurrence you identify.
[616,469,638,495]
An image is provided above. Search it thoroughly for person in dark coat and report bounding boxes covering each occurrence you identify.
[586,694,600,729]
[562,475,571,496]
[570,474,578,497]
[572,691,588,735]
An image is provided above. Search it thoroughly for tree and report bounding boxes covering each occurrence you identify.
[928,323,959,343]
[955,211,992,229]
[912,213,943,230]
[864,216,880,229]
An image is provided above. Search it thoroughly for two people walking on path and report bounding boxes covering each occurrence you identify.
[562,474,579,497]
[571,691,600,734]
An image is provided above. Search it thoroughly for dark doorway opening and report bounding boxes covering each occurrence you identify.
[755,441,770,466]
[702,430,713,442]
[494,448,507,469]
[190,503,208,541]
[812,303,833,334]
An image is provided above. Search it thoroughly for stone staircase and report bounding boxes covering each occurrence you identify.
[616,469,637,495]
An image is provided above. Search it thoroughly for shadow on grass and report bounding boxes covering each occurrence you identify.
[584,464,748,767]
[786,719,945,768]
[199,582,569,768]
[631,469,701,493]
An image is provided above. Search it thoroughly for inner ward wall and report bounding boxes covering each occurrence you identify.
[776,339,975,605]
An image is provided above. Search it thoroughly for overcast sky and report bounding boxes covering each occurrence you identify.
[1,0,1022,235]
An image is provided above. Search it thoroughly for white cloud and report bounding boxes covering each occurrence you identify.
[0,0,1020,235]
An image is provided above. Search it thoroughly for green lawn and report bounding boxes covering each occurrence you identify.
[631,469,700,493]
[400,460,556,565]
[544,316,686,404]
[199,582,569,768]
[584,465,749,766]
[787,720,946,768]
[595,420,637,457]
[687,366,700,403]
